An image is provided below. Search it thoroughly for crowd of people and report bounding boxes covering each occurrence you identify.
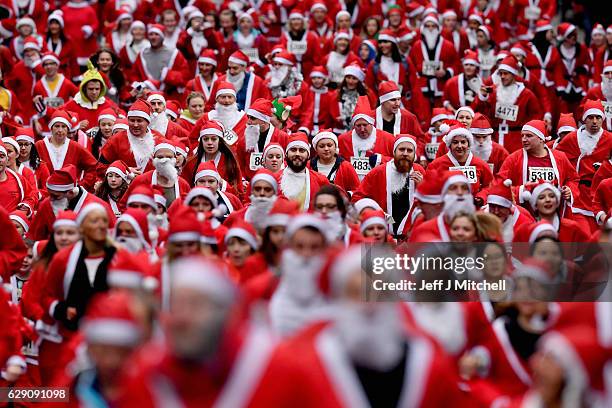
[0,0,611,407]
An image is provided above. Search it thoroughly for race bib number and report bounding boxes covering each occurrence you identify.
[243,47,259,62]
[351,156,372,176]
[425,143,439,160]
[603,101,612,119]
[495,103,519,122]
[528,166,555,183]
[249,153,264,171]
[422,61,441,76]
[449,165,478,184]
[288,41,307,56]
[44,97,64,108]
[524,6,541,20]
[221,128,238,146]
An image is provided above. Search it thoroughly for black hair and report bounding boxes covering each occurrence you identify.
[375,41,403,63]
[90,48,126,92]
[16,142,42,171]
[192,136,241,193]
[337,77,368,101]
[314,184,348,218]
[95,174,128,202]
[260,227,281,267]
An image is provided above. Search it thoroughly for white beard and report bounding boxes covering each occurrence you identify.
[472,137,493,161]
[115,236,144,253]
[269,65,289,88]
[245,124,260,151]
[322,211,346,241]
[128,132,155,170]
[227,71,245,91]
[601,78,612,100]
[334,303,405,371]
[214,102,240,129]
[387,162,410,194]
[51,197,68,216]
[577,126,602,156]
[466,76,482,93]
[149,112,169,135]
[155,213,169,230]
[502,215,515,242]
[466,28,477,48]
[280,167,307,199]
[247,195,277,231]
[153,157,178,183]
[326,51,347,81]
[351,129,376,155]
[410,303,466,355]
[279,249,325,302]
[443,193,476,220]
[423,28,440,49]
[496,82,522,105]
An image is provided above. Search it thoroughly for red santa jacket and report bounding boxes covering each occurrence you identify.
[60,1,99,63]
[593,178,612,223]
[279,30,321,77]
[44,36,79,82]
[302,86,337,134]
[2,0,47,34]
[525,43,561,88]
[236,125,289,181]
[278,167,330,211]
[185,73,220,107]
[554,44,591,96]
[124,170,191,206]
[514,0,556,29]
[581,86,612,130]
[35,138,98,190]
[441,27,470,56]
[132,47,191,99]
[5,59,44,122]
[429,152,494,194]
[338,128,396,163]
[374,106,425,140]
[310,156,360,194]
[205,72,271,112]
[0,168,36,214]
[443,73,481,111]
[409,38,461,98]
[0,206,27,281]
[409,213,452,242]
[592,158,612,192]
[32,75,78,113]
[177,27,221,74]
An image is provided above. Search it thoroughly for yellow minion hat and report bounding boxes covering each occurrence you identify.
[79,60,107,102]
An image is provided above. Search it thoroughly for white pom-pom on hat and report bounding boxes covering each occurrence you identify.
[142,276,159,292]
[148,227,159,241]
[503,179,512,187]
[439,123,450,134]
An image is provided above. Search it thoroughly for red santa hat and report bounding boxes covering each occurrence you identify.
[361,39,378,54]
[49,110,72,129]
[441,170,471,195]
[343,62,365,82]
[591,23,605,37]
[228,50,249,67]
[360,209,388,233]
[251,169,278,193]
[602,60,612,74]
[127,185,157,209]
[535,19,553,33]
[165,101,181,120]
[9,210,29,233]
[21,35,40,53]
[53,210,78,230]
[273,50,296,66]
[510,43,529,59]
[521,180,560,210]
[76,203,108,226]
[194,161,221,183]
[81,292,142,347]
[288,3,306,20]
[286,133,310,153]
[48,11,64,28]
[130,20,145,32]
[310,1,327,12]
[470,113,494,135]
[318,245,362,297]
[264,198,300,228]
[128,99,152,122]
[107,250,155,291]
[147,23,165,38]
[98,108,117,123]
[312,130,338,148]
[168,205,201,243]
[477,25,493,41]
[117,209,154,248]
[557,22,576,41]
[462,50,480,67]
[106,160,129,181]
[0,142,7,158]
[14,128,35,145]
[455,106,475,119]
[185,187,217,209]
[215,81,236,99]
[199,219,219,246]
[334,30,351,44]
[263,142,284,159]
[487,179,514,208]
[415,170,444,204]
[379,81,402,104]
[351,95,375,126]
[171,256,237,304]
[406,2,425,18]
[225,219,258,249]
[116,6,133,23]
[1,137,19,153]
[522,119,548,141]
[354,198,382,213]
[512,257,555,284]
[198,49,218,66]
[286,214,332,243]
[310,65,328,80]
[431,107,451,124]
[557,113,577,134]
[497,55,520,76]
[174,140,188,159]
[513,220,558,244]
[153,186,167,210]
[378,28,398,44]
[582,99,604,121]
[46,165,78,192]
[41,51,60,65]
[146,92,166,105]
[394,135,417,152]
[153,142,176,155]
[468,12,484,25]
[247,98,272,123]
[421,13,440,28]
[444,125,473,147]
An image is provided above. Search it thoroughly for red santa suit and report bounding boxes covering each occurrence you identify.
[132,41,191,99]
[441,26,470,56]
[279,28,320,77]
[185,72,219,106]
[582,85,612,130]
[5,56,44,122]
[429,151,494,194]
[366,51,418,104]
[126,170,191,206]
[302,83,337,134]
[0,167,36,214]
[554,38,591,116]
[0,86,24,126]
[337,127,396,179]
[311,156,360,194]
[443,73,482,111]
[279,165,329,211]
[514,0,556,31]
[375,106,425,140]
[32,74,78,115]
[176,26,220,73]
[409,213,453,242]
[35,135,97,188]
[435,139,511,175]
[2,1,47,34]
[205,71,271,112]
[0,206,27,280]
[60,1,99,66]
[593,178,612,224]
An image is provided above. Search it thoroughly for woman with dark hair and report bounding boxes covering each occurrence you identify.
[312,184,362,246]
[95,161,129,217]
[90,48,129,106]
[331,67,377,133]
[321,31,361,88]
[178,92,206,133]
[361,17,381,41]
[15,128,51,193]
[310,131,360,193]
[358,39,378,67]
[45,11,78,81]
[89,110,116,160]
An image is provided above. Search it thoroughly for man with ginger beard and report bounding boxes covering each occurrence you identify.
[146,92,189,143]
[352,137,425,236]
[279,134,329,211]
[469,113,509,174]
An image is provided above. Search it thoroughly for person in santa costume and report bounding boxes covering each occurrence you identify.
[176,10,220,73]
[5,35,44,123]
[555,99,612,232]
[332,63,378,133]
[279,6,320,77]
[235,98,289,180]
[223,219,260,283]
[302,66,336,135]
[396,169,445,239]
[359,209,392,243]
[353,136,426,236]
[185,49,219,105]
[0,141,36,215]
[497,120,579,204]
[375,80,424,139]
[225,169,279,228]
[593,176,612,226]
[421,108,452,163]
[337,96,396,181]
[205,50,271,112]
[428,124,494,196]
[118,20,150,76]
[132,24,190,100]
[94,160,129,217]
[279,134,329,211]
[0,286,26,386]
[187,163,243,219]
[225,9,270,67]
[97,99,167,178]
[410,170,476,242]
[469,113,509,174]
[0,66,24,128]
[472,55,543,153]
[583,61,612,131]
[482,180,535,242]
[441,9,470,55]
[2,136,39,199]
[43,10,79,82]
[146,92,189,143]
[443,49,483,113]
[59,0,98,69]
[103,6,134,55]
[310,130,360,194]
[321,30,361,88]
[34,110,97,190]
[265,51,309,117]
[9,16,43,60]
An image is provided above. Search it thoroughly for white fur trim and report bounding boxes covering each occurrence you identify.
[378,33,398,44]
[53,219,77,229]
[583,108,604,121]
[154,143,176,154]
[46,183,75,192]
[380,90,402,104]
[106,166,128,181]
[194,169,221,182]
[199,128,223,138]
[360,216,387,232]
[82,318,141,346]
[168,231,201,243]
[393,136,417,152]
[529,223,557,243]
[251,173,278,192]
[76,203,107,225]
[343,65,365,81]
[185,187,217,206]
[246,109,271,123]
[497,64,518,76]
[487,195,513,208]
[286,139,310,151]
[49,117,71,128]
[442,174,471,195]
[225,227,258,249]
[127,194,156,209]
[312,132,338,148]
[522,124,546,140]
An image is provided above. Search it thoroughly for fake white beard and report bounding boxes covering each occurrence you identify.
[149,111,169,134]
[115,236,145,253]
[245,124,260,151]
[269,65,290,88]
[601,77,612,100]
[128,132,155,170]
[248,195,277,231]
[388,162,410,194]
[334,302,406,371]
[153,157,178,183]
[352,128,376,154]
[326,51,347,78]
[472,138,493,161]
[280,167,306,199]
[496,82,521,105]
[502,216,515,242]
[467,28,477,48]
[443,193,475,220]
[155,213,169,230]
[279,249,325,303]
[214,102,239,129]
[467,76,482,93]
[577,126,602,156]
[423,28,440,49]
[323,211,346,241]
[227,70,245,90]
[410,303,466,355]
[51,197,69,216]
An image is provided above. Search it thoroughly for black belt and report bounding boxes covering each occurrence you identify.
[579,180,592,187]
